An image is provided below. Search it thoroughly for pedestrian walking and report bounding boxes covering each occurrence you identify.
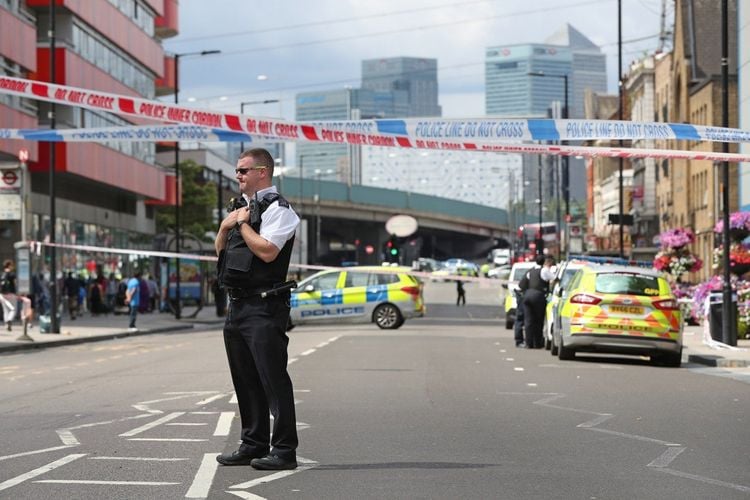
[124,270,141,330]
[1,260,31,330]
[63,272,81,320]
[456,279,466,306]
[214,148,300,471]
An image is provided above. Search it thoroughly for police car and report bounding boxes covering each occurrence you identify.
[289,266,425,330]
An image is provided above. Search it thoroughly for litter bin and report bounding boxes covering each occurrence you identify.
[708,292,737,342]
[39,314,61,334]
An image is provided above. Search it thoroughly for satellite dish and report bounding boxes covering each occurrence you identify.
[385,215,418,237]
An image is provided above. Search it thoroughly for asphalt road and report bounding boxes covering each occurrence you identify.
[0,281,748,499]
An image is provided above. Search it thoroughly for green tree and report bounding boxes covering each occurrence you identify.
[156,159,217,242]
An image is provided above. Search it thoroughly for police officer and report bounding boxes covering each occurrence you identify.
[518,255,554,349]
[214,148,300,471]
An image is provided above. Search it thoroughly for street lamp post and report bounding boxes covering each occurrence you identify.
[239,99,280,153]
[297,152,329,277]
[314,168,334,264]
[528,70,569,258]
[537,155,543,256]
[173,49,220,319]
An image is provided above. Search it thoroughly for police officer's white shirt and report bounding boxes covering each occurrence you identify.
[242,186,300,250]
[541,265,556,282]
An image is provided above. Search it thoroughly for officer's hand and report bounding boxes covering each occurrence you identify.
[236,206,250,226]
[219,210,239,232]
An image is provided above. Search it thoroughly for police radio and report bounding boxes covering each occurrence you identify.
[226,195,247,213]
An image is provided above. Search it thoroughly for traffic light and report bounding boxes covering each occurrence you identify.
[385,235,400,263]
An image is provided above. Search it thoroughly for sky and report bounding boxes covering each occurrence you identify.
[164,0,673,121]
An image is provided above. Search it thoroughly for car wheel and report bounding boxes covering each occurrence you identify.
[550,330,559,356]
[374,303,403,329]
[656,350,682,368]
[557,334,574,360]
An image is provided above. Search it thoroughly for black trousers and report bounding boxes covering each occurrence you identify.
[514,294,525,345]
[223,295,298,459]
[523,289,546,348]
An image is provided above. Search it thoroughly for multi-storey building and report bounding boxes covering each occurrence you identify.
[657,0,739,282]
[485,24,607,213]
[361,57,441,118]
[625,55,661,259]
[0,0,179,272]
[740,0,750,210]
[295,57,438,184]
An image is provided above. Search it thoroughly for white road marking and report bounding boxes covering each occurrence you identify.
[577,414,613,428]
[0,445,76,462]
[656,468,750,493]
[56,430,79,445]
[294,389,311,393]
[185,452,221,498]
[328,336,340,342]
[584,427,680,446]
[300,349,316,356]
[128,438,208,442]
[229,392,238,404]
[36,479,179,486]
[120,412,184,437]
[0,453,86,492]
[288,358,298,365]
[316,341,329,348]
[526,383,538,387]
[513,367,524,371]
[214,412,234,436]
[505,357,514,361]
[229,466,312,490]
[168,423,207,426]
[647,447,686,468]
[196,393,230,406]
[89,456,189,461]
[191,411,218,415]
[226,491,266,499]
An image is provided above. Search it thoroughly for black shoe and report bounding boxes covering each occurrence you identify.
[250,454,297,470]
[216,446,268,466]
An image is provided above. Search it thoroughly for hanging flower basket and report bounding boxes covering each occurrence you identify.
[714,211,750,242]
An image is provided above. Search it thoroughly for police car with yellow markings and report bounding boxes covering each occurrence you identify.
[289,266,425,330]
[552,264,683,367]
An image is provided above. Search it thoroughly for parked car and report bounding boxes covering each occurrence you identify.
[430,258,479,280]
[501,261,536,329]
[552,264,683,367]
[289,266,425,330]
[487,264,511,280]
[543,260,588,349]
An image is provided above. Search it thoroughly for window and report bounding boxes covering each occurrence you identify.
[344,272,369,288]
[310,272,340,291]
[595,273,660,296]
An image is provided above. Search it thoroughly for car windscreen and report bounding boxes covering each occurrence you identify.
[594,273,661,296]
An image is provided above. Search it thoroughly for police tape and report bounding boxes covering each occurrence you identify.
[2,76,750,163]
[3,126,750,164]
[27,241,490,283]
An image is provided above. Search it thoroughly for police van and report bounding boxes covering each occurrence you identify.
[289,266,425,330]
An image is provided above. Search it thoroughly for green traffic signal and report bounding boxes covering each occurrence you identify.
[390,248,398,255]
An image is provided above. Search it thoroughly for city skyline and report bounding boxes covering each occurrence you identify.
[165,0,672,120]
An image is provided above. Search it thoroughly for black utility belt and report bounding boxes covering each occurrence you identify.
[226,280,297,301]
[226,288,265,300]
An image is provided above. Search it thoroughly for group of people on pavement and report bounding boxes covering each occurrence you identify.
[514,255,556,349]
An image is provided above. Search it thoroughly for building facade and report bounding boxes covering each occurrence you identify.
[0,0,179,273]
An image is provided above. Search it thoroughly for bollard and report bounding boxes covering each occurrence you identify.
[15,318,34,342]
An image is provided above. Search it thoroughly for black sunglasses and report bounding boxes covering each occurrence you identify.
[235,166,268,175]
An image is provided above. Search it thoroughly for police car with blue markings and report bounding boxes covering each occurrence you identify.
[289,266,425,330]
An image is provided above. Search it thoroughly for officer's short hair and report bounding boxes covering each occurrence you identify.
[239,148,275,176]
[535,255,546,266]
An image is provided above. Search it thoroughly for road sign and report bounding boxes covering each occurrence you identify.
[2,170,18,186]
[18,148,28,163]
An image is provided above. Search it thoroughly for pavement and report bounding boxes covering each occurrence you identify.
[0,306,747,368]
[0,305,226,354]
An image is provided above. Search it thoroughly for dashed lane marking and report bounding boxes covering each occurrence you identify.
[36,479,180,486]
[647,447,686,468]
[0,445,76,462]
[89,456,189,461]
[213,412,234,436]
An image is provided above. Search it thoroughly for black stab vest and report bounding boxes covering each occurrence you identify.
[218,192,295,290]
[525,267,549,294]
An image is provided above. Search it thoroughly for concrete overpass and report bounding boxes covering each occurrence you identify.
[272,177,518,266]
